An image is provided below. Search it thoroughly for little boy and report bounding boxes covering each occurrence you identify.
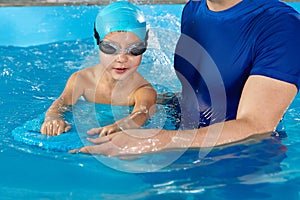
[40,1,157,136]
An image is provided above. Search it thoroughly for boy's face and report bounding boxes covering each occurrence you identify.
[99,32,143,81]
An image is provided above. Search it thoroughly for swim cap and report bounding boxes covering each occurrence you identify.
[94,1,147,43]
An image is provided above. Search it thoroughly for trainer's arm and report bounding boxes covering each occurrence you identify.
[71,75,297,156]
[189,75,297,147]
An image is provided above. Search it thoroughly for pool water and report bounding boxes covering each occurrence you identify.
[1,3,300,200]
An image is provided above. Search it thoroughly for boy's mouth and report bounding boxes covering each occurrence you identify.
[113,67,128,73]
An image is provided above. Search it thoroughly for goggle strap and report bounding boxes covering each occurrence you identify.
[144,29,149,48]
[94,22,100,45]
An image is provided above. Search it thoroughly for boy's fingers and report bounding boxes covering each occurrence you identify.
[40,124,46,134]
[99,130,108,137]
[64,125,71,133]
[47,124,53,136]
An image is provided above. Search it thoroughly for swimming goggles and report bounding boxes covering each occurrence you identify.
[99,40,147,56]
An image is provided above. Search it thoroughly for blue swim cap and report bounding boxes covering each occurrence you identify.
[94,1,147,42]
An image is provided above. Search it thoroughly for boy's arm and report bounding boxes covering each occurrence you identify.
[119,85,157,130]
[87,85,157,137]
[40,72,83,136]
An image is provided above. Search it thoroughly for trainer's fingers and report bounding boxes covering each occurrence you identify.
[87,128,102,135]
[87,135,112,144]
[77,143,119,156]
[69,148,81,154]
[69,146,98,154]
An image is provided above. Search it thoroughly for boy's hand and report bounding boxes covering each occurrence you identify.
[87,123,121,137]
[40,118,71,136]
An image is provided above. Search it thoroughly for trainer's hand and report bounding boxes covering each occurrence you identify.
[69,129,174,157]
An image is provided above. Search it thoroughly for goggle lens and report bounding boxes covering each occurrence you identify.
[99,41,146,56]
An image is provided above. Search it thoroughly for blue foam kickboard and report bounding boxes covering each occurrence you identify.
[11,113,86,152]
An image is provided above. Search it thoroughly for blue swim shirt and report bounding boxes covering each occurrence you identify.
[174,0,300,127]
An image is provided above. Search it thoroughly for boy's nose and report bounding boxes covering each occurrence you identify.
[116,53,128,62]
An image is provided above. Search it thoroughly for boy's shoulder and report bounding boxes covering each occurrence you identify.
[66,66,95,85]
[73,64,100,76]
